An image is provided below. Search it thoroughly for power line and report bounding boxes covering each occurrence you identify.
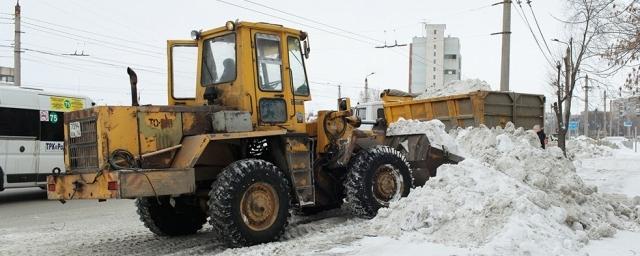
[213,0,440,68]
[513,1,555,68]
[21,21,164,56]
[525,1,554,58]
[20,15,163,50]
[0,44,165,74]
[244,0,384,44]
[21,23,166,59]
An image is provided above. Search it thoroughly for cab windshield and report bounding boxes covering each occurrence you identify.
[201,33,236,86]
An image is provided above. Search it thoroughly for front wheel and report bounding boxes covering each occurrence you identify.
[344,146,412,219]
[208,159,291,247]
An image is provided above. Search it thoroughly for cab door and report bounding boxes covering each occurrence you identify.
[251,30,292,129]
[167,40,198,106]
[284,35,311,132]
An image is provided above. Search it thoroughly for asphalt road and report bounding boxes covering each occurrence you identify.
[0,188,224,256]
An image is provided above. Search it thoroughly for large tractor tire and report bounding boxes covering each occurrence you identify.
[208,159,291,247]
[344,146,412,219]
[136,196,207,236]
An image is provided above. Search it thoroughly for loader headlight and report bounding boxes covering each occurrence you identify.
[225,21,236,31]
[190,30,201,40]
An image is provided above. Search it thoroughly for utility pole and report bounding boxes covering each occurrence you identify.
[13,0,21,87]
[603,90,607,136]
[610,100,614,136]
[497,0,512,92]
[364,72,375,103]
[563,47,572,131]
[364,78,369,103]
[583,75,589,137]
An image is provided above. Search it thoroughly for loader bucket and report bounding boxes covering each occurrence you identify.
[385,134,464,186]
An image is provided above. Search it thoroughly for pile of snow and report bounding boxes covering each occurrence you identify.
[603,136,633,150]
[387,119,461,155]
[417,79,492,99]
[371,121,639,255]
[567,136,614,159]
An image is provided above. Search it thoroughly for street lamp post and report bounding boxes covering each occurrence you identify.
[364,72,375,103]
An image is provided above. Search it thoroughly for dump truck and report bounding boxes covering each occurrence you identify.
[380,89,546,130]
[46,21,462,247]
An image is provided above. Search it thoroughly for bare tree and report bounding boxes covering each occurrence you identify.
[552,0,615,155]
[602,0,640,93]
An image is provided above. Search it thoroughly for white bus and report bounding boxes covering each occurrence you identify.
[0,85,93,191]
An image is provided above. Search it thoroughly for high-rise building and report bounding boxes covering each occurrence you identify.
[611,95,640,136]
[409,24,461,93]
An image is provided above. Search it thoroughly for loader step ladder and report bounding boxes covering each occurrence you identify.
[284,138,315,206]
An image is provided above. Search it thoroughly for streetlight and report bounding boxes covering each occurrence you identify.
[364,72,375,103]
[551,38,569,46]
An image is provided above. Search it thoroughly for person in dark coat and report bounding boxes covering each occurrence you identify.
[533,125,546,149]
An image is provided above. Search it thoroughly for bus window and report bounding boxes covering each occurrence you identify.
[0,107,39,137]
[40,111,64,141]
[355,108,366,120]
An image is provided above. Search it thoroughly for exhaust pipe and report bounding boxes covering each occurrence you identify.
[126,67,139,106]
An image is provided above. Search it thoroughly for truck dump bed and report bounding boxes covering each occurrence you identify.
[383,90,545,129]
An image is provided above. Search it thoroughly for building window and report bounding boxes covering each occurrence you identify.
[433,30,437,35]
[433,59,436,64]
[445,54,457,59]
[433,67,436,71]
[445,69,457,75]
[433,51,436,57]
[433,44,437,49]
[433,75,436,79]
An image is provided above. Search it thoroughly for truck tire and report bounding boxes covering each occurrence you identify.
[136,196,206,236]
[208,159,291,247]
[344,146,412,219]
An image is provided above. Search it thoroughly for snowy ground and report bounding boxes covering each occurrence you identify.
[0,130,639,255]
[574,144,640,255]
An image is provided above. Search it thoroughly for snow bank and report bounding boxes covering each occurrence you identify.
[417,79,492,99]
[567,136,614,159]
[373,122,640,255]
[387,119,461,155]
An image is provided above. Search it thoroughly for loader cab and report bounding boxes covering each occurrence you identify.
[167,21,312,133]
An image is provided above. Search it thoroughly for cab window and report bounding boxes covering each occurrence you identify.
[201,33,236,86]
[287,37,309,96]
[259,99,287,123]
[255,33,283,91]
[171,45,198,99]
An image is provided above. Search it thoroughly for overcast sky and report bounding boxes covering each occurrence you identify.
[0,0,612,113]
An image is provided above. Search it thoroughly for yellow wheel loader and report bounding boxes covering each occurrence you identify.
[47,21,462,247]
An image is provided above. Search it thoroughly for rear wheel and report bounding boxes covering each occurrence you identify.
[208,159,291,247]
[136,196,206,236]
[344,146,412,218]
